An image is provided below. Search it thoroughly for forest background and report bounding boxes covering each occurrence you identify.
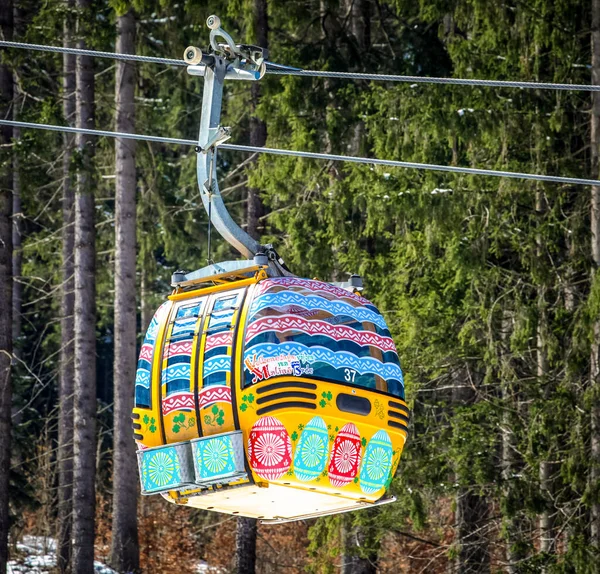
[1,0,600,572]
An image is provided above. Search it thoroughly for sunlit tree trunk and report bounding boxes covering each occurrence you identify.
[0,3,13,572]
[590,0,600,553]
[72,0,97,570]
[57,2,76,571]
[109,9,139,573]
[246,0,267,240]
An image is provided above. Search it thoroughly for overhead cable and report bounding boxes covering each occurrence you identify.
[1,40,599,92]
[268,68,600,92]
[2,119,598,187]
[0,40,184,66]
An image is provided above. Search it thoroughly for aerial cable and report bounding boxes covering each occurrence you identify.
[1,40,600,92]
[0,40,184,66]
[2,119,598,187]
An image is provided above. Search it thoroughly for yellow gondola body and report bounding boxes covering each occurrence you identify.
[132,268,409,522]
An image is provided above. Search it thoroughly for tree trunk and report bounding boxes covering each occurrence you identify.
[234,517,257,574]
[341,516,377,574]
[500,312,526,572]
[536,187,555,557]
[57,1,76,571]
[0,2,13,572]
[246,0,267,240]
[11,127,21,357]
[452,370,490,574]
[234,0,266,568]
[591,0,600,552]
[109,9,139,573]
[72,0,97,571]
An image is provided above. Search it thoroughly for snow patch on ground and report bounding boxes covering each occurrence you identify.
[8,536,117,574]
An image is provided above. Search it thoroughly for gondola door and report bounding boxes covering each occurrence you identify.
[198,288,246,437]
[160,298,206,443]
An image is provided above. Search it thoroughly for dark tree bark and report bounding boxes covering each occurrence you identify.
[57,2,76,571]
[536,189,555,556]
[500,312,526,572]
[454,488,490,573]
[234,517,257,574]
[452,370,490,574]
[11,0,22,362]
[11,128,20,357]
[591,0,600,551]
[246,0,267,240]
[341,516,377,574]
[235,1,267,569]
[72,0,97,571]
[0,2,13,572]
[109,9,139,573]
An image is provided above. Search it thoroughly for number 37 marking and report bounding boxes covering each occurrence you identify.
[344,368,356,382]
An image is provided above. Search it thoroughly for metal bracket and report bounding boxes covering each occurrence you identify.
[185,15,294,277]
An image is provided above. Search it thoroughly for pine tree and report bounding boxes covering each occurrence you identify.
[57,3,77,571]
[72,0,97,570]
[0,2,13,572]
[109,7,139,573]
[590,0,600,553]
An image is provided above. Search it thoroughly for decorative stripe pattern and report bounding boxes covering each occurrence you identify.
[246,315,396,351]
[171,317,196,337]
[254,278,373,306]
[246,343,404,382]
[135,302,169,407]
[162,364,191,383]
[199,385,232,408]
[162,301,204,401]
[205,332,233,352]
[162,391,195,415]
[203,355,232,377]
[163,340,192,359]
[249,292,388,330]
[138,343,153,362]
[135,369,151,389]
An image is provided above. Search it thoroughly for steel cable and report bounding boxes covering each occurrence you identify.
[0,40,185,66]
[1,40,599,91]
[2,119,598,187]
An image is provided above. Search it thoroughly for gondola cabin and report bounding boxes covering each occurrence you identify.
[132,263,409,523]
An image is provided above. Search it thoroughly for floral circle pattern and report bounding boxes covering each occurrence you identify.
[248,416,292,481]
[202,437,229,474]
[365,446,390,480]
[253,433,286,467]
[301,434,326,468]
[293,416,329,482]
[147,450,177,488]
[359,430,393,494]
[328,423,362,487]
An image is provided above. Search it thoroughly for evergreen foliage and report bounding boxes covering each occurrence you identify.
[2,0,600,571]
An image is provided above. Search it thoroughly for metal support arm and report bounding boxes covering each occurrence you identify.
[188,16,293,277]
[196,64,260,259]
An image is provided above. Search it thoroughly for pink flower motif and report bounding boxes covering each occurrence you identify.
[253,432,286,467]
[334,439,359,474]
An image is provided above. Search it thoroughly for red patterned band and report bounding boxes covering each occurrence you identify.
[162,391,195,415]
[246,315,396,351]
[199,385,232,408]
